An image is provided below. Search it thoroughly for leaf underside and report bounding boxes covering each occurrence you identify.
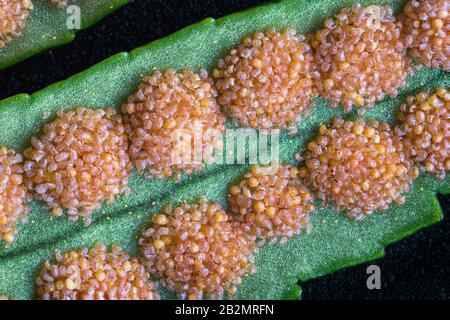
[0,0,131,70]
[0,0,448,300]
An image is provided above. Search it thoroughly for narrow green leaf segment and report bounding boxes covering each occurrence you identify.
[0,0,448,299]
[0,0,131,69]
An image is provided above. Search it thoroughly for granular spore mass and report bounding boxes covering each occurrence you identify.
[214,28,317,134]
[0,0,33,48]
[0,147,29,243]
[395,88,449,179]
[299,118,419,219]
[312,4,410,111]
[36,243,160,300]
[228,164,314,244]
[139,198,256,300]
[24,108,132,225]
[400,0,449,71]
[122,69,226,180]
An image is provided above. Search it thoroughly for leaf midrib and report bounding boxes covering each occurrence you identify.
[2,67,447,260]
[0,163,248,260]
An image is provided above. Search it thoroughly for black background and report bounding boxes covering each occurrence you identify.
[0,0,448,300]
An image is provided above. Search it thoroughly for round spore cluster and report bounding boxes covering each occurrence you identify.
[122,69,226,180]
[228,165,314,244]
[0,0,32,48]
[36,243,160,300]
[311,4,410,111]
[214,27,317,134]
[299,118,419,220]
[24,108,132,225]
[400,0,449,71]
[395,88,449,179]
[138,198,256,300]
[0,147,29,243]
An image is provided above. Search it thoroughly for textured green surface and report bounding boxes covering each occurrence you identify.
[0,0,448,299]
[0,0,131,69]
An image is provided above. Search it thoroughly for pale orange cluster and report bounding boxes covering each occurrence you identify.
[214,27,317,134]
[0,147,29,243]
[299,118,419,220]
[228,164,314,244]
[36,243,160,300]
[395,88,449,179]
[311,4,410,111]
[122,69,225,180]
[139,198,256,300]
[23,108,132,225]
[0,0,32,48]
[400,0,449,71]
